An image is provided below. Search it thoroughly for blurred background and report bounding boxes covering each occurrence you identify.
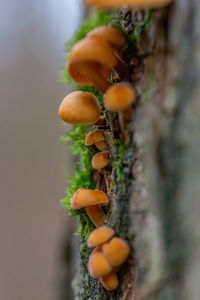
[0,1,84,299]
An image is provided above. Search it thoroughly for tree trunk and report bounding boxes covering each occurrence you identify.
[74,1,200,299]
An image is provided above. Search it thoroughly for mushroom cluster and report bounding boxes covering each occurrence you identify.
[58,24,134,292]
[87,227,130,290]
[58,0,175,291]
[67,25,125,93]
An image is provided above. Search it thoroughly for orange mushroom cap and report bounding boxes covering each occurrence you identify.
[87,26,125,47]
[68,37,117,92]
[59,91,100,124]
[104,82,136,113]
[84,0,173,9]
[100,272,119,291]
[85,129,105,146]
[71,188,109,209]
[92,151,109,170]
[87,227,115,248]
[85,205,106,227]
[102,237,130,267]
[88,250,112,278]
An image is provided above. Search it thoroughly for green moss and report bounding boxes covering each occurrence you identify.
[60,127,95,238]
[129,9,151,46]
[61,125,95,215]
[114,138,126,181]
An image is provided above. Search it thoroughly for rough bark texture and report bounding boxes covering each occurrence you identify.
[74,1,200,299]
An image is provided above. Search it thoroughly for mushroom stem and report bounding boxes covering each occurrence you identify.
[117,108,133,134]
[85,205,107,227]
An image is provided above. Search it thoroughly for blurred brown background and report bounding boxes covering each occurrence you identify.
[0,1,84,299]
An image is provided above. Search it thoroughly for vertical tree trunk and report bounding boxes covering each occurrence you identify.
[127,1,200,299]
[73,1,200,299]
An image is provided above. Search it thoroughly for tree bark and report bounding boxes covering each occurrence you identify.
[126,1,200,299]
[74,1,200,299]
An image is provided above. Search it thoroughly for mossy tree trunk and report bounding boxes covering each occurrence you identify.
[74,1,200,299]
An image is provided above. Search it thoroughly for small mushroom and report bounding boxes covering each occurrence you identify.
[92,151,109,170]
[59,91,100,124]
[85,205,106,227]
[71,188,109,209]
[83,0,173,9]
[87,226,115,248]
[85,129,108,151]
[102,237,130,267]
[87,26,126,79]
[87,26,125,47]
[104,82,136,130]
[85,129,105,146]
[88,250,112,278]
[100,272,119,291]
[71,188,109,227]
[68,37,118,92]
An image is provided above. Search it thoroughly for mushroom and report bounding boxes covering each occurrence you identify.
[67,37,118,92]
[85,129,108,151]
[83,0,173,9]
[87,230,130,290]
[88,250,112,278]
[87,26,126,80]
[100,272,119,291]
[87,26,125,47]
[71,188,109,226]
[71,188,109,209]
[58,91,100,124]
[102,237,130,267]
[104,82,136,129]
[87,226,114,248]
[92,151,109,170]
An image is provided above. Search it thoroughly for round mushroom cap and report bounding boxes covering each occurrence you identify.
[88,251,112,278]
[84,0,173,9]
[87,26,125,47]
[87,226,115,247]
[92,151,109,170]
[102,237,130,267]
[100,272,119,291]
[68,37,117,85]
[58,91,100,124]
[85,129,105,146]
[104,82,136,112]
[71,187,109,209]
